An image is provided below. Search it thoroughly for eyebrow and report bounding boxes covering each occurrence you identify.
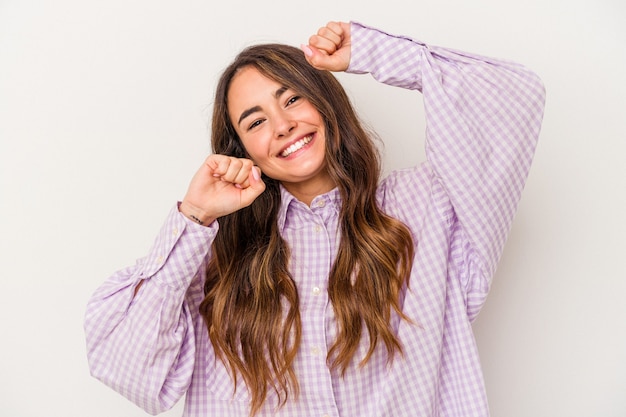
[236,86,289,127]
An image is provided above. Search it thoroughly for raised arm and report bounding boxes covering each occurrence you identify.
[304,21,546,317]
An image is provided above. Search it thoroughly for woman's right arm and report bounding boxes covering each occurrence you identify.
[85,154,266,413]
[84,205,216,414]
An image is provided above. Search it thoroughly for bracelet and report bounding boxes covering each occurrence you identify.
[189,214,204,226]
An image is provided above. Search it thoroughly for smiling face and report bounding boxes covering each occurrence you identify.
[227,66,335,203]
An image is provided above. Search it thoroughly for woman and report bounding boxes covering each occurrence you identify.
[85,21,545,417]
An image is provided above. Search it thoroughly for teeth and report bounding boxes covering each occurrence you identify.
[281,135,312,157]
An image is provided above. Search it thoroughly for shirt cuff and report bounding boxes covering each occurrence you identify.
[347,21,425,91]
[138,203,217,290]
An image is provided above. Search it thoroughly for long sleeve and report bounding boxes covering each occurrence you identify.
[348,22,546,319]
[84,23,546,417]
[84,205,216,414]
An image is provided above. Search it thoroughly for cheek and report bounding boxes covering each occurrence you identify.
[239,137,266,162]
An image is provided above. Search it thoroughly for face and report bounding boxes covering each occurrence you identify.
[227,66,335,200]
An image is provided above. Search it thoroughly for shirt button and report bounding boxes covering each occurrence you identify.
[314,225,322,233]
[156,255,164,264]
[311,347,321,356]
[312,286,321,296]
[172,228,179,236]
[316,199,326,208]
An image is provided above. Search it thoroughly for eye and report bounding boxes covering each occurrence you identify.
[247,118,265,131]
[286,95,301,106]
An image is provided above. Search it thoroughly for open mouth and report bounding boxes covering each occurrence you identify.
[280,135,313,157]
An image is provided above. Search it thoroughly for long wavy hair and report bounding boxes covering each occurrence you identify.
[199,43,415,416]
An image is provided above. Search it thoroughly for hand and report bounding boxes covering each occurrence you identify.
[301,21,351,72]
[180,154,265,225]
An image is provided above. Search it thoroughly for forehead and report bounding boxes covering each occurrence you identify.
[227,67,288,117]
[229,67,282,99]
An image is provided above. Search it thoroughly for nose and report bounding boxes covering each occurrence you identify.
[273,111,296,138]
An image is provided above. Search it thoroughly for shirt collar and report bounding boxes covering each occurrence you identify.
[277,185,297,232]
[276,184,342,232]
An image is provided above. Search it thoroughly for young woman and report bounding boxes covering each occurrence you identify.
[85,21,545,417]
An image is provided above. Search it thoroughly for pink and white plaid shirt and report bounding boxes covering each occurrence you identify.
[85,22,545,417]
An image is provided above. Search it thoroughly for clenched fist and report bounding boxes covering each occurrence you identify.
[180,154,265,226]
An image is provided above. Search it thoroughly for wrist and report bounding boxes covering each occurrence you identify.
[178,201,216,226]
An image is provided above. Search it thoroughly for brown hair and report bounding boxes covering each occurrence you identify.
[199,43,415,415]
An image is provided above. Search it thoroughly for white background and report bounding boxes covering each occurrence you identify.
[1,0,624,416]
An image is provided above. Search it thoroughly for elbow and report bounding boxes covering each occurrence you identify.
[529,69,547,114]
[86,366,183,415]
[85,339,190,415]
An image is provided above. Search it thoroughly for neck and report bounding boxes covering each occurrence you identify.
[281,177,336,206]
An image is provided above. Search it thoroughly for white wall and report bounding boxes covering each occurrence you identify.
[1,0,624,416]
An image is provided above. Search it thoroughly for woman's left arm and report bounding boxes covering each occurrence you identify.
[306,21,546,316]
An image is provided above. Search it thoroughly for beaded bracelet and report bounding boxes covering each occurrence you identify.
[189,214,204,226]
